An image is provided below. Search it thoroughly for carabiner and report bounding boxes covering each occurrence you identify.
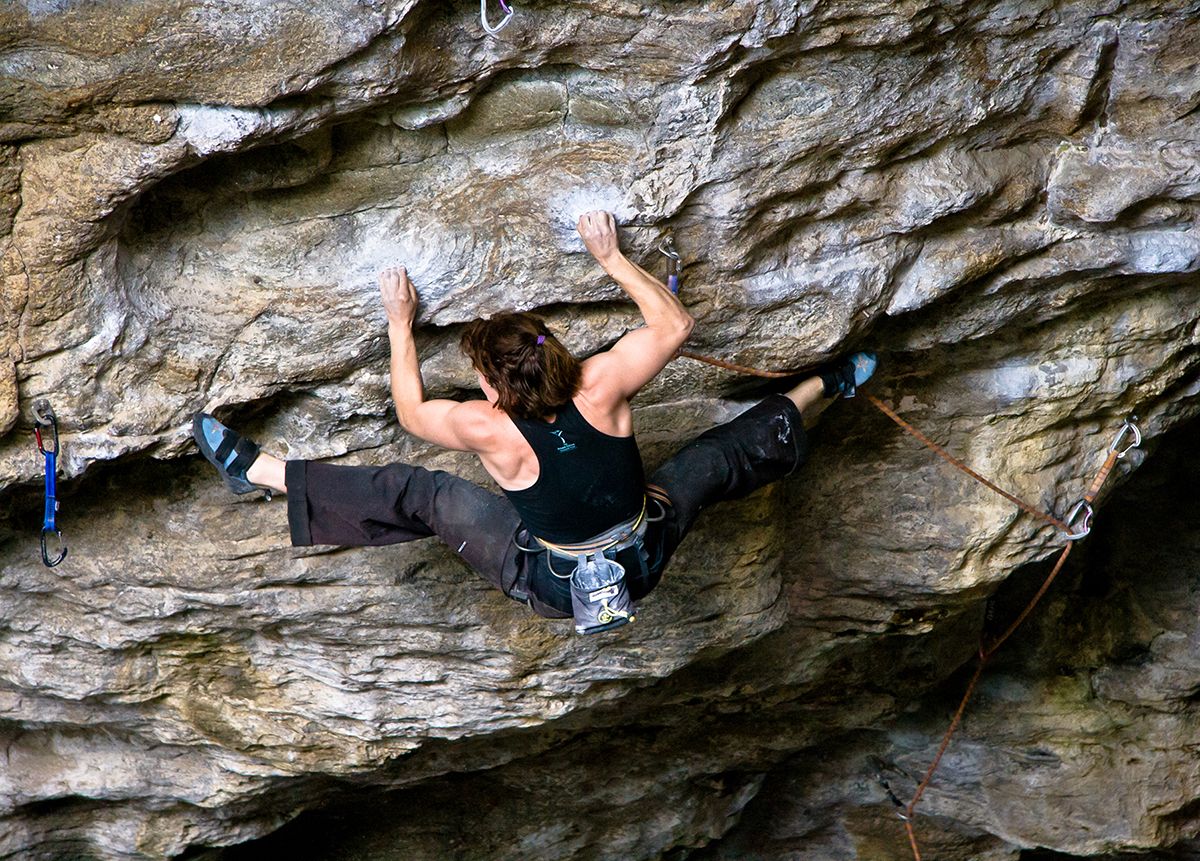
[481,0,514,35]
[41,528,67,567]
[659,236,681,295]
[1108,415,1141,459]
[1063,499,1093,541]
[33,400,59,455]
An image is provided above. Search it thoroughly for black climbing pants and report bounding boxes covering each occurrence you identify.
[286,394,808,619]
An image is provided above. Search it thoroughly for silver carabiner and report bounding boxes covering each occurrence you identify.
[659,237,681,294]
[41,528,68,568]
[1108,416,1142,459]
[481,0,514,35]
[1063,499,1093,541]
[658,237,681,268]
[32,399,55,426]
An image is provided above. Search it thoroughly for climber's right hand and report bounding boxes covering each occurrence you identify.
[577,210,620,264]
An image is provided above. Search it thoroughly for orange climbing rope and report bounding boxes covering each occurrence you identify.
[863,393,1074,535]
[673,347,1141,860]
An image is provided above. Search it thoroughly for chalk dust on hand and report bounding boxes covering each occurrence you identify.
[546,186,636,252]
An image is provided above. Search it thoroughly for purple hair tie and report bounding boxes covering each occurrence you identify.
[536,335,546,345]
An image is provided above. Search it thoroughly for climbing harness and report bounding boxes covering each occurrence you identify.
[540,500,646,634]
[480,0,514,35]
[659,237,682,295]
[671,348,1141,861]
[514,499,649,634]
[32,400,67,568]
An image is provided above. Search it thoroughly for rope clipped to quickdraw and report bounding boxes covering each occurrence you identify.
[32,400,67,568]
[481,0,514,35]
[897,414,1138,860]
[670,347,1141,860]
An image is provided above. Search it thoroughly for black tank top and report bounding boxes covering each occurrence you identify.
[504,399,645,544]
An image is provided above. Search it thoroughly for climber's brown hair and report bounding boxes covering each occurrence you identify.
[460,312,582,420]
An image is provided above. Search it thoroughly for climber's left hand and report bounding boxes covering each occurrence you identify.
[379,266,417,330]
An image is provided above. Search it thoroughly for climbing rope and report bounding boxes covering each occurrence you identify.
[863,393,1075,535]
[671,348,1141,860]
[32,399,67,567]
[896,414,1137,860]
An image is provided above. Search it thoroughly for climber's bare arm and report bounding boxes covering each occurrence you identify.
[576,211,694,402]
[380,267,495,452]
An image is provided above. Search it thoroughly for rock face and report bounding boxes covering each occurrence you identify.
[1,1,1198,859]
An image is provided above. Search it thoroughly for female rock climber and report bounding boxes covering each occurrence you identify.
[193,211,876,633]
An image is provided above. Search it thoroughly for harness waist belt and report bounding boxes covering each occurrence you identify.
[508,498,650,606]
[533,498,647,559]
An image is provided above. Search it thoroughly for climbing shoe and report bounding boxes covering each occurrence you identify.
[820,351,877,399]
[192,413,268,497]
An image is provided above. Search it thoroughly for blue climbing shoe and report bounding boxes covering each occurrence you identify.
[192,413,267,496]
[820,351,877,399]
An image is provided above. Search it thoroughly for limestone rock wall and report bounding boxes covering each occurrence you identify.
[0,1,1198,859]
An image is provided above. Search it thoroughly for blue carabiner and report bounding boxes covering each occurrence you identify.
[33,401,67,568]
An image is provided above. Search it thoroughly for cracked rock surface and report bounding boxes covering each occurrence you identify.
[1,1,1198,859]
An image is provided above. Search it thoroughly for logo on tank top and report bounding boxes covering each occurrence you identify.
[549,429,576,453]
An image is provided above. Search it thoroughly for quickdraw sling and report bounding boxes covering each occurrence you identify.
[33,400,67,568]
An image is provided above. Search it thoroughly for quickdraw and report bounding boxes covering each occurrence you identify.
[889,413,1140,861]
[659,236,681,295]
[481,0,514,35]
[671,347,1143,860]
[32,400,67,567]
[1062,415,1140,541]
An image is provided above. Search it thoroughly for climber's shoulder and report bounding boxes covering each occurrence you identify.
[448,399,511,446]
[399,398,509,453]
